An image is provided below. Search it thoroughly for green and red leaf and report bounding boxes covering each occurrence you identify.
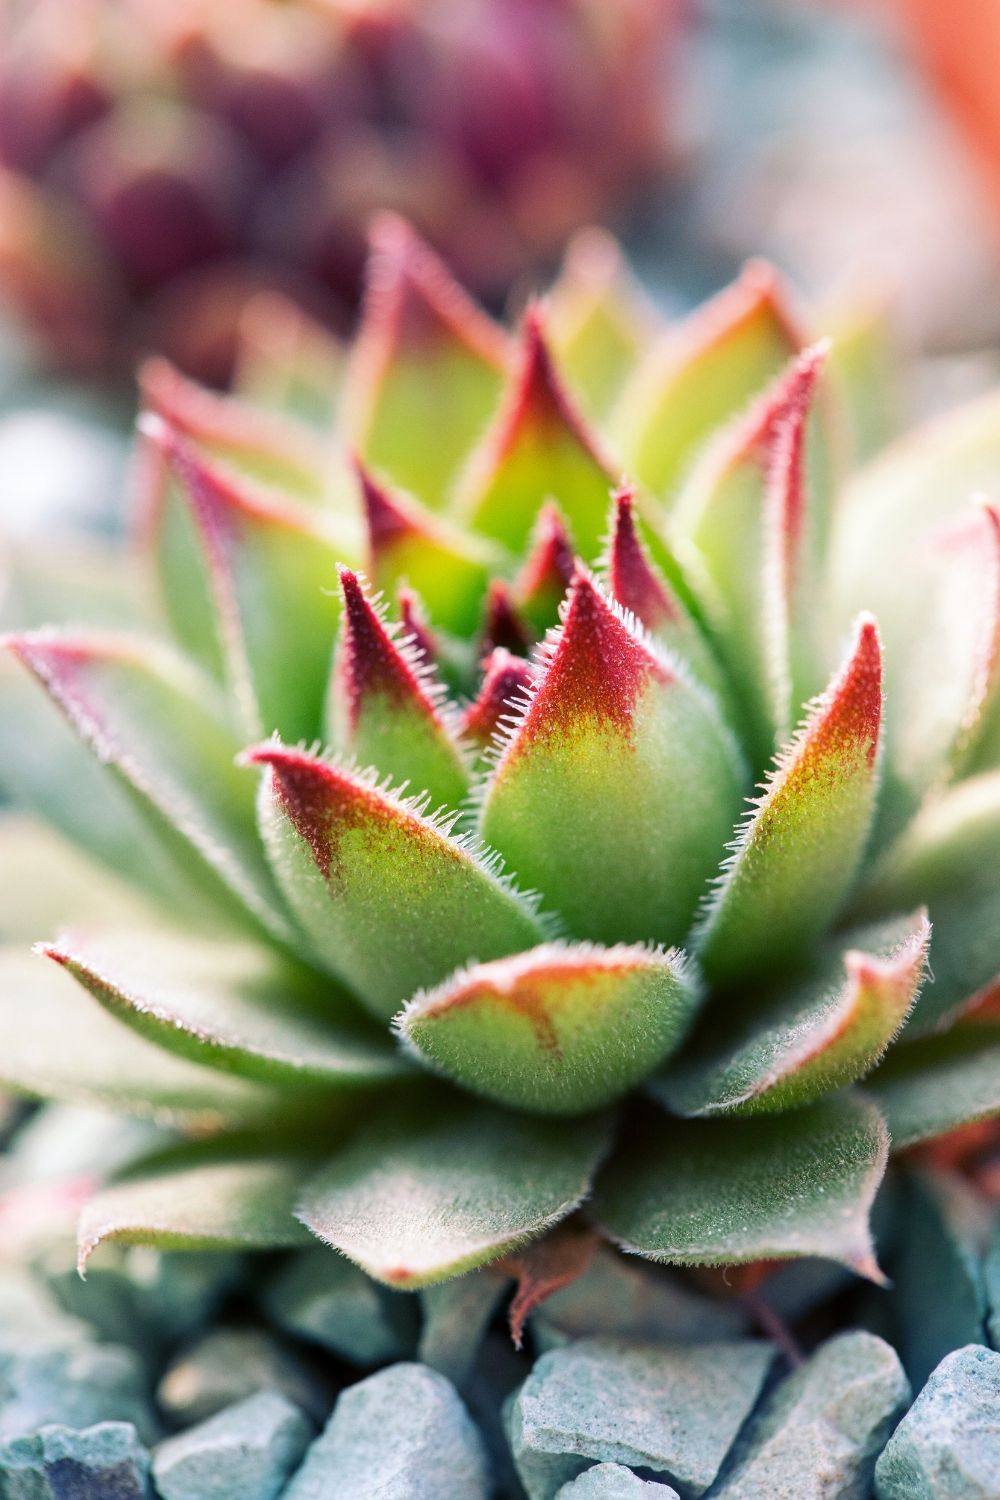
[398,941,701,1115]
[329,568,470,811]
[341,214,512,508]
[478,569,746,946]
[247,743,546,1021]
[696,614,883,986]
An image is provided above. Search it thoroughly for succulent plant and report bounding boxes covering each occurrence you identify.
[1,214,999,1336]
[0,0,677,381]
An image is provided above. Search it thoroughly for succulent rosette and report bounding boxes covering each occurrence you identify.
[1,215,999,1322]
[0,0,676,380]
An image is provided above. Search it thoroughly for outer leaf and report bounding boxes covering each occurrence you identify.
[247,744,546,1021]
[611,260,801,502]
[875,502,1000,837]
[4,630,292,943]
[859,771,1000,1031]
[340,214,512,508]
[233,287,345,428]
[656,911,930,1117]
[139,357,327,503]
[397,941,701,1115]
[78,1152,313,1270]
[867,1025,1000,1150]
[296,1093,612,1287]
[356,462,499,637]
[42,930,409,1089]
[696,615,882,986]
[478,570,745,947]
[145,417,355,741]
[455,309,621,558]
[0,947,273,1126]
[832,383,1000,631]
[595,1094,889,1280]
[672,345,830,762]
[328,568,470,811]
[546,227,652,420]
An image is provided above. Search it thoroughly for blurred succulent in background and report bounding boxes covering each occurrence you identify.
[0,211,998,1377]
[0,0,679,384]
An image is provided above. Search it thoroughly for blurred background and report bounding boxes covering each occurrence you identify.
[2,0,1000,541]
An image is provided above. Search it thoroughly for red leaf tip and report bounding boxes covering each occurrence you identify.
[607,487,678,633]
[336,566,443,730]
[461,649,536,750]
[516,502,576,610]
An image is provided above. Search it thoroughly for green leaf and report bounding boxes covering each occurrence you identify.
[340,214,512,508]
[866,1024,1000,1149]
[78,1150,314,1270]
[296,1092,612,1286]
[144,418,356,742]
[871,501,1000,839]
[478,570,746,947]
[327,569,470,812]
[4,629,293,943]
[139,356,328,502]
[695,615,883,987]
[0,946,275,1126]
[611,260,801,503]
[42,929,410,1089]
[859,771,1000,1031]
[233,287,345,428]
[546,227,652,421]
[656,910,930,1116]
[455,309,621,559]
[247,743,546,1021]
[356,462,500,638]
[398,941,701,1115]
[672,345,831,763]
[595,1093,889,1280]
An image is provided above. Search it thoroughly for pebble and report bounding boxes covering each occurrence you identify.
[263,1248,417,1366]
[874,1344,1000,1499]
[157,1327,328,1426]
[153,1390,311,1500]
[556,1464,680,1496]
[710,1331,910,1499]
[506,1336,775,1500]
[0,1341,156,1444]
[283,1361,490,1499]
[0,1420,150,1499]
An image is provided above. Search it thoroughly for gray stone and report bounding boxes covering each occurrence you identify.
[0,1340,156,1444]
[506,1337,776,1500]
[157,1328,328,1426]
[153,1390,310,1500]
[534,1249,748,1353]
[710,1331,910,1499]
[556,1464,680,1497]
[984,1220,1000,1352]
[874,1344,1000,1499]
[284,1361,490,1499]
[418,1271,509,1387]
[0,1420,150,1499]
[263,1248,417,1367]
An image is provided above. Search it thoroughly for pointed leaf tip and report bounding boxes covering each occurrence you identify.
[607,486,678,633]
[697,613,883,985]
[515,502,576,634]
[399,941,701,1115]
[330,566,469,810]
[461,649,536,754]
[458,310,620,556]
[481,580,533,658]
